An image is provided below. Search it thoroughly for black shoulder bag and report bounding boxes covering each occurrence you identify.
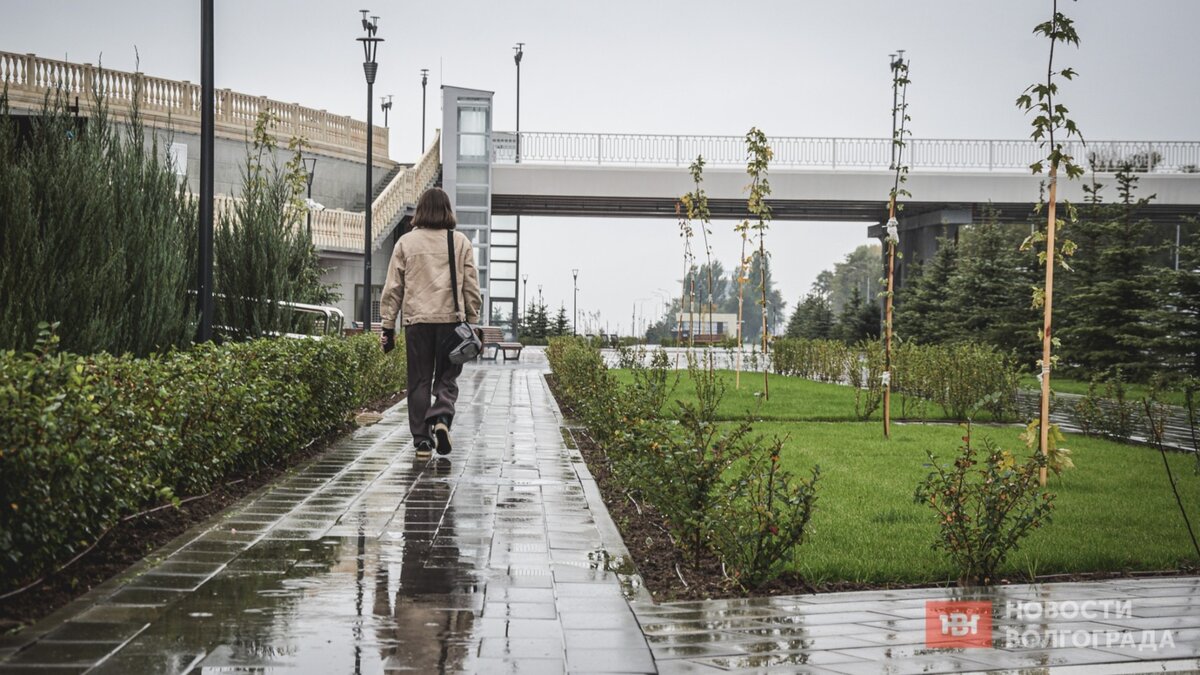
[442,230,482,364]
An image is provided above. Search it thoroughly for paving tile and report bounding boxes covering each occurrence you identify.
[3,640,124,666]
[566,647,657,672]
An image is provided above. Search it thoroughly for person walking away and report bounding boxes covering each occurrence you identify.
[379,188,482,459]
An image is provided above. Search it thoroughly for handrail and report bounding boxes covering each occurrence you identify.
[309,131,442,252]
[188,290,345,337]
[495,131,1200,173]
[0,51,389,163]
[213,132,440,254]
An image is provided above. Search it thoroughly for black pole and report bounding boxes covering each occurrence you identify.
[363,77,374,329]
[306,179,313,239]
[198,0,214,343]
[421,69,428,151]
[515,61,520,163]
[514,43,523,164]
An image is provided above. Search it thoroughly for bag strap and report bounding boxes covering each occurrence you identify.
[446,230,462,320]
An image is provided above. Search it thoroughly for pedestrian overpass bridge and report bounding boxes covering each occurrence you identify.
[486,131,1200,285]
[490,130,1200,223]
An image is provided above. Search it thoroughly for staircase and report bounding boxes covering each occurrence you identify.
[308,131,442,253]
[352,163,406,211]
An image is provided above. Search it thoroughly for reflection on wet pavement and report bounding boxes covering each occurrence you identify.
[3,348,1200,674]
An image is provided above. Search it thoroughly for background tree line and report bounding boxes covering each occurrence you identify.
[786,243,883,345]
[641,251,787,344]
[885,172,1196,385]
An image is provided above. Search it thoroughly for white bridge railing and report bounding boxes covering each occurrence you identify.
[494,131,1200,173]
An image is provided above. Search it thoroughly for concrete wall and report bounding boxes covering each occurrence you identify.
[319,241,396,327]
[147,127,394,210]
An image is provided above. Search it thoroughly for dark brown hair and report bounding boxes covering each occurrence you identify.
[411,187,456,230]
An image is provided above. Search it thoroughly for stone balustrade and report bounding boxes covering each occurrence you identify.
[0,51,389,164]
[309,131,442,252]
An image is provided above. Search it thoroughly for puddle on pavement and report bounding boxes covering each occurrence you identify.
[102,484,485,673]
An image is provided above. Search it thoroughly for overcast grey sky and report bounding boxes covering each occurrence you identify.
[4,1,1199,330]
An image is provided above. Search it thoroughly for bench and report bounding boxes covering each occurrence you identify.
[687,333,726,346]
[478,326,523,361]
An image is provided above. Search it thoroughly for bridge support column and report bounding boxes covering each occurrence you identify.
[869,207,971,294]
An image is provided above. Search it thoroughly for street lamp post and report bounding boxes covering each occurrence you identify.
[521,274,529,335]
[302,156,317,238]
[357,9,383,330]
[198,0,215,342]
[420,68,429,151]
[513,43,524,163]
[572,268,579,336]
[380,94,393,127]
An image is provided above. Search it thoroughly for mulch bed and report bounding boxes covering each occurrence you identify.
[548,377,1197,603]
[0,390,405,635]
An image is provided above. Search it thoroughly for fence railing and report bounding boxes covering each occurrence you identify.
[0,51,389,163]
[495,131,1200,173]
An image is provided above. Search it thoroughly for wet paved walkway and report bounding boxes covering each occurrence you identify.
[0,356,652,674]
[2,350,1199,674]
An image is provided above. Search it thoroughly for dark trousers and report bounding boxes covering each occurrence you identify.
[405,323,464,446]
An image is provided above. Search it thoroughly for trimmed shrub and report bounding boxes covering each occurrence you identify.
[914,426,1055,586]
[548,337,821,588]
[0,330,404,591]
[773,337,1023,421]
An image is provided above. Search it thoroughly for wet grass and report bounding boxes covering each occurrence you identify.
[763,420,1200,585]
[609,367,1200,585]
[1018,375,1192,408]
[611,368,1004,422]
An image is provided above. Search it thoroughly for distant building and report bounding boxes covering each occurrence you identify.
[674,311,739,340]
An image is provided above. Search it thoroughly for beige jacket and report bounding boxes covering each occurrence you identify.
[379,228,482,329]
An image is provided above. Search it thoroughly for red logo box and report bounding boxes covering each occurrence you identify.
[925,600,993,648]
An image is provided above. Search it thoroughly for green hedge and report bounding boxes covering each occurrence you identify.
[771,337,1023,421]
[0,330,405,591]
[548,337,821,588]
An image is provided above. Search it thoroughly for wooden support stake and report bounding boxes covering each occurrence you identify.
[1039,165,1059,487]
[884,195,897,439]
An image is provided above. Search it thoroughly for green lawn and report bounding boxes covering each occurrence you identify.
[1019,375,1192,408]
[765,420,1200,585]
[612,369,1004,422]
[609,367,1200,584]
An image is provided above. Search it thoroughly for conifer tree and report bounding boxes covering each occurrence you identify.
[1058,170,1160,379]
[552,305,570,337]
[894,237,958,344]
[948,216,1040,358]
[1138,218,1199,381]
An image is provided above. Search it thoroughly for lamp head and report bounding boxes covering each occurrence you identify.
[302,156,317,187]
[357,9,384,70]
[513,42,524,66]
